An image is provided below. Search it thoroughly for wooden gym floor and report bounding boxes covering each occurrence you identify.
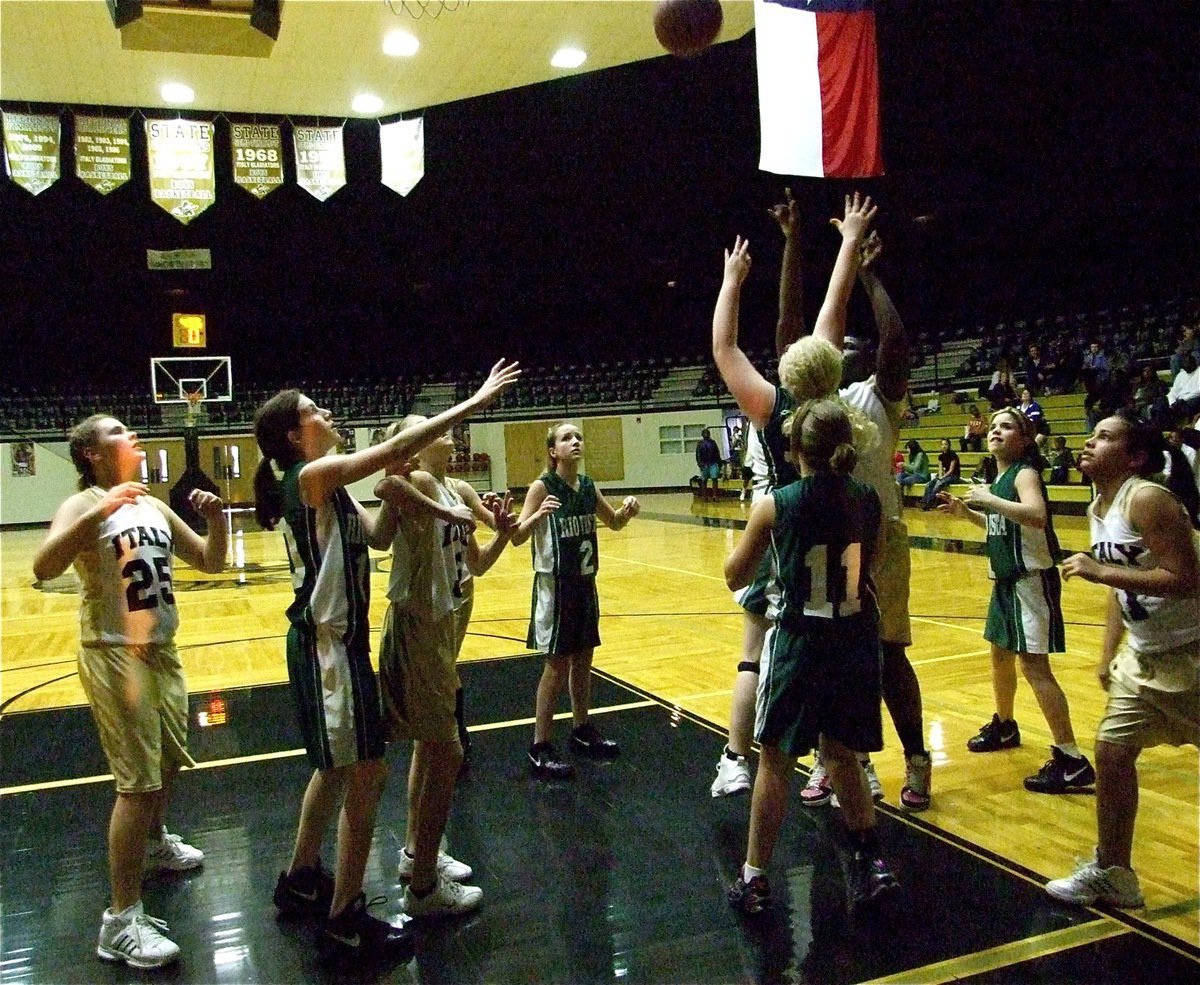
[1,492,1197,983]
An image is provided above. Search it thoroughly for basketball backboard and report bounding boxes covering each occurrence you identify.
[151,356,233,403]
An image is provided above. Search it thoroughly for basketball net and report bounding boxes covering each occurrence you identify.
[384,0,467,18]
[185,391,203,427]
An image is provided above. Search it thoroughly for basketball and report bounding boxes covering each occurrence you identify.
[653,0,723,58]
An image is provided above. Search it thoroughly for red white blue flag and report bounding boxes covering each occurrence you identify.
[755,0,884,178]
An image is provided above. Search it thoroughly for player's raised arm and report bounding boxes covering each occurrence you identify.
[712,236,776,426]
[813,192,875,349]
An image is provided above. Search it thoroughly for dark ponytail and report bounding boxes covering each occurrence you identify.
[253,390,302,530]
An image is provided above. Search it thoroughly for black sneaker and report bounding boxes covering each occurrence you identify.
[1024,747,1096,793]
[846,852,900,915]
[967,713,1021,752]
[569,723,620,759]
[727,874,771,915]
[528,742,575,780]
[318,894,413,965]
[273,864,334,919]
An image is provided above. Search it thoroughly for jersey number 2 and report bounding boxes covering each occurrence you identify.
[579,541,595,576]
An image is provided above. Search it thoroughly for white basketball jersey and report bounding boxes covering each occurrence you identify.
[75,490,179,645]
[386,478,468,621]
[1089,477,1200,657]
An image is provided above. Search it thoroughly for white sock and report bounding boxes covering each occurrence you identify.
[742,862,764,883]
[1055,742,1083,759]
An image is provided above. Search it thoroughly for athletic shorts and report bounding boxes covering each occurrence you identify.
[984,568,1065,655]
[735,551,775,618]
[1098,641,1200,748]
[78,642,195,794]
[876,519,912,646]
[755,617,883,758]
[286,623,386,770]
[379,603,459,743]
[700,463,720,481]
[527,574,601,655]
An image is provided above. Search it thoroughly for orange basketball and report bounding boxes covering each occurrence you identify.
[653,0,723,58]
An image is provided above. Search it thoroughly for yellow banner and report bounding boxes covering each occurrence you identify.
[75,115,132,195]
[2,112,60,196]
[145,119,216,224]
[293,125,346,202]
[230,122,284,199]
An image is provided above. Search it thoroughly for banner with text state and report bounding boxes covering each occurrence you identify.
[231,122,284,199]
[380,117,424,196]
[145,119,216,224]
[293,125,346,202]
[75,116,132,195]
[2,112,60,195]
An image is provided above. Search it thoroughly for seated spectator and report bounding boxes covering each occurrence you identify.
[1017,387,1048,435]
[1167,353,1200,423]
[920,438,961,510]
[1169,326,1200,376]
[1132,366,1169,427]
[986,358,1017,410]
[1047,436,1076,484]
[1080,340,1110,388]
[1048,337,1081,394]
[897,439,931,490]
[960,404,987,452]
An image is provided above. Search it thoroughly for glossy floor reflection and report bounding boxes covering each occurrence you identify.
[1,658,1196,983]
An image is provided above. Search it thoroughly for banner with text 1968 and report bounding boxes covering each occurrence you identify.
[145,119,216,224]
[75,116,132,194]
[293,125,346,202]
[2,112,61,195]
[230,122,284,199]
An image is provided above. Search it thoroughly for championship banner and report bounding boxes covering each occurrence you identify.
[379,117,424,196]
[293,125,346,202]
[230,122,284,199]
[75,115,132,194]
[2,112,60,195]
[145,118,216,224]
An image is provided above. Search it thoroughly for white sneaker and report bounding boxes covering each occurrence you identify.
[401,873,483,918]
[830,758,883,808]
[398,849,474,882]
[711,751,751,798]
[1046,857,1144,908]
[145,827,204,873]
[97,900,180,969]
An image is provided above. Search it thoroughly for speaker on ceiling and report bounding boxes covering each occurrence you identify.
[251,0,281,41]
[105,0,143,28]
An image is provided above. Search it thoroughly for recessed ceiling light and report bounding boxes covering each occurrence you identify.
[352,93,384,115]
[161,82,194,104]
[551,47,586,69]
[383,29,419,57]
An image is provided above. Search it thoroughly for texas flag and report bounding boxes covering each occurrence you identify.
[756,0,884,178]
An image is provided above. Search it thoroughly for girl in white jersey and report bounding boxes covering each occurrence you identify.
[33,415,227,970]
[1047,411,1200,908]
[374,416,515,919]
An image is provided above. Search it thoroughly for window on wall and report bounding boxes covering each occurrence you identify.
[659,424,709,454]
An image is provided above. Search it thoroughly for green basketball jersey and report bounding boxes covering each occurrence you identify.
[770,472,881,627]
[985,460,1059,581]
[531,470,599,579]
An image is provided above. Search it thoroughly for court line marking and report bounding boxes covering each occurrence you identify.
[860,920,1127,984]
[0,700,657,797]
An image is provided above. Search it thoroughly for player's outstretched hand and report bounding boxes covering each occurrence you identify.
[96,482,149,519]
[723,236,751,286]
[473,359,522,409]
[188,488,225,521]
[1061,551,1104,584]
[859,230,883,271]
[449,502,477,534]
[829,191,877,243]
[936,490,969,519]
[492,493,517,535]
[533,495,562,522]
[768,187,799,239]
[619,495,641,520]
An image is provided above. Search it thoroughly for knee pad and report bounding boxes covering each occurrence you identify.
[737,661,760,675]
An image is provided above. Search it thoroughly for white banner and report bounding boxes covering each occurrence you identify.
[2,112,60,195]
[293,125,346,202]
[145,119,216,224]
[380,117,424,196]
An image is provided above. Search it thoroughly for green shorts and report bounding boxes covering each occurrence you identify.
[985,569,1065,655]
[527,573,601,655]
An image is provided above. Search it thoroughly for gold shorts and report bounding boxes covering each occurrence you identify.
[78,642,195,793]
[1098,641,1200,748]
[379,603,458,743]
[875,518,912,647]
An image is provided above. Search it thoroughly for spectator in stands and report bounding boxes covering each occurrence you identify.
[695,428,722,500]
[1024,343,1052,396]
[1017,387,1048,435]
[961,404,987,452]
[972,453,998,484]
[1132,366,1170,427]
[1048,436,1077,485]
[986,357,1017,411]
[897,439,931,491]
[1167,353,1200,423]
[1081,340,1110,388]
[1169,326,1200,376]
[920,438,960,510]
[1048,337,1081,395]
